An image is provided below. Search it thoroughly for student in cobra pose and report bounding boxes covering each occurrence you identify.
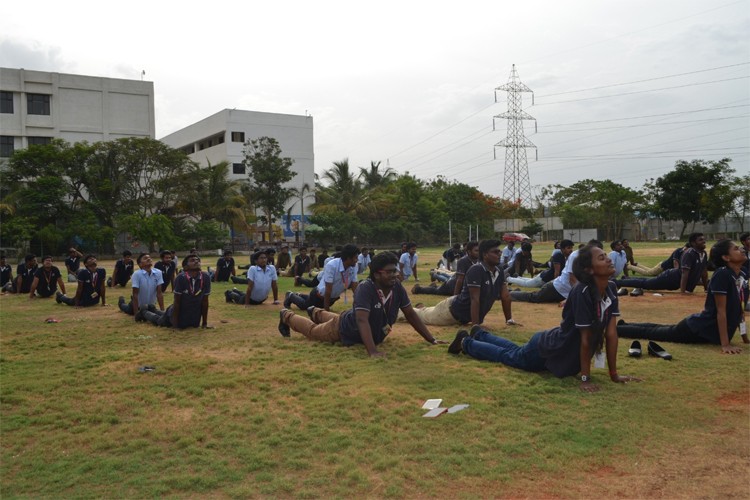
[507,240,573,289]
[448,245,641,392]
[154,250,176,292]
[284,244,359,311]
[412,241,479,296]
[28,256,66,299]
[225,250,280,306]
[398,242,419,282]
[402,239,519,328]
[278,251,446,357]
[141,255,211,329]
[615,233,707,296]
[56,254,107,307]
[118,253,165,318]
[617,239,748,353]
[626,244,686,277]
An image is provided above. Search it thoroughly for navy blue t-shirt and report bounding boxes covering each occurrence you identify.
[450,263,504,324]
[33,266,62,297]
[215,257,235,282]
[174,271,211,328]
[0,265,12,286]
[685,267,744,343]
[65,256,81,274]
[16,264,38,293]
[338,279,411,346]
[536,281,620,378]
[539,252,567,283]
[77,268,106,306]
[660,247,684,271]
[113,259,134,286]
[680,247,707,292]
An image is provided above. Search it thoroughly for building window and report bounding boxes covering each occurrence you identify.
[180,144,195,155]
[27,94,51,115]
[231,131,245,142]
[0,136,14,157]
[0,91,13,114]
[28,136,52,146]
[232,163,246,175]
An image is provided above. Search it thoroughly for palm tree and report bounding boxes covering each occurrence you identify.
[313,158,370,215]
[358,160,397,190]
[197,161,251,249]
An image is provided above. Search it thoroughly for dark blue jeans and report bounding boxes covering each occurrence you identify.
[616,318,707,343]
[463,330,547,372]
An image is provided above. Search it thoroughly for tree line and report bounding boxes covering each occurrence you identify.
[1,135,746,256]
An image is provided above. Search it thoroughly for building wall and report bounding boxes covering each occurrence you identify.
[160,109,316,242]
[0,67,155,156]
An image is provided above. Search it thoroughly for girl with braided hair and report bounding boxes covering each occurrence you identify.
[448,245,641,392]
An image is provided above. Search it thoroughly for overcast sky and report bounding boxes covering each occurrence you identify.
[2,0,748,200]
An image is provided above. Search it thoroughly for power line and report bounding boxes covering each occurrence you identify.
[536,114,750,133]
[542,104,750,127]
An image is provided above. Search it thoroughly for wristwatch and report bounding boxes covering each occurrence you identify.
[580,375,589,382]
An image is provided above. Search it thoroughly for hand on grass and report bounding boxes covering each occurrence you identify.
[369,351,387,359]
[432,339,449,345]
[272,300,280,305]
[721,345,742,354]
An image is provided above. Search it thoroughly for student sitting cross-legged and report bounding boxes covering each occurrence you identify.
[448,245,641,392]
[278,252,447,357]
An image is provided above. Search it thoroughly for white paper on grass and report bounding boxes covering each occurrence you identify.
[447,404,469,414]
[422,399,442,410]
[423,407,448,418]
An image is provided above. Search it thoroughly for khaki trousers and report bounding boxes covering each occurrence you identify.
[398,296,458,326]
[283,308,341,342]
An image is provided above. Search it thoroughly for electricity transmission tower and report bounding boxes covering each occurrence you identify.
[493,64,536,206]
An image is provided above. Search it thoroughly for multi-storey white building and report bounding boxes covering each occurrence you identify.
[0,67,155,158]
[160,109,315,243]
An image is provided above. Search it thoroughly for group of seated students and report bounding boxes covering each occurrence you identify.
[2,233,747,391]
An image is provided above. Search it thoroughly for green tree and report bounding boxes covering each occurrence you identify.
[358,161,397,190]
[647,158,735,238]
[545,179,644,240]
[726,173,750,232]
[313,159,369,216]
[117,214,178,252]
[288,181,314,243]
[243,137,296,240]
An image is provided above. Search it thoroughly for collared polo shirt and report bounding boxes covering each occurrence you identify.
[132,268,164,306]
[317,258,357,298]
[247,264,278,302]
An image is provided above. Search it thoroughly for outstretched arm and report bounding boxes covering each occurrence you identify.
[401,305,444,345]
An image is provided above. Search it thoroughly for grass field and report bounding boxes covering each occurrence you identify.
[1,243,748,498]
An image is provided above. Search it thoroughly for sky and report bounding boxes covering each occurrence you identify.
[1,0,748,201]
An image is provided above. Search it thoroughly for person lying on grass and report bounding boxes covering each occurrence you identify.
[278,251,447,358]
[617,239,748,353]
[447,245,641,393]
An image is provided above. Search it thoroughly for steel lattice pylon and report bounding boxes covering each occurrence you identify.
[493,64,536,206]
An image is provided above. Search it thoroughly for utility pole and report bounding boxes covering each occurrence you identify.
[494,64,537,206]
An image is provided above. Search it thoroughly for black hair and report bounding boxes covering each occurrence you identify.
[452,243,461,250]
[572,245,606,353]
[340,244,359,261]
[709,239,734,269]
[479,239,502,259]
[406,242,417,250]
[24,254,36,263]
[83,254,96,265]
[160,250,170,258]
[553,240,560,249]
[299,246,308,251]
[610,240,621,250]
[587,239,603,249]
[41,255,53,262]
[123,250,132,257]
[369,251,399,280]
[137,253,148,265]
[521,242,533,253]
[182,254,200,268]
[739,233,749,244]
[465,241,478,252]
[560,239,574,249]
[687,232,704,245]
[223,250,232,256]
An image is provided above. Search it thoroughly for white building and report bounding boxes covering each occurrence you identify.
[160,109,315,243]
[0,67,155,158]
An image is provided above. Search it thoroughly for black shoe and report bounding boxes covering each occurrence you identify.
[118,296,125,307]
[278,309,291,338]
[225,290,233,303]
[134,306,146,322]
[469,324,483,337]
[448,330,469,354]
[630,288,644,297]
[106,277,112,287]
[617,319,627,326]
[617,288,628,296]
[283,291,293,309]
[628,340,642,358]
[55,292,63,304]
[306,306,316,320]
[648,341,672,360]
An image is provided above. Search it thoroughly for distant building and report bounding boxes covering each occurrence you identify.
[160,109,315,244]
[0,67,155,159]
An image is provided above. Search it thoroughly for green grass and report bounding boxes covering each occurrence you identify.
[1,243,748,498]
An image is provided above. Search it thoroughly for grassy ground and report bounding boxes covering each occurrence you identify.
[1,243,748,498]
